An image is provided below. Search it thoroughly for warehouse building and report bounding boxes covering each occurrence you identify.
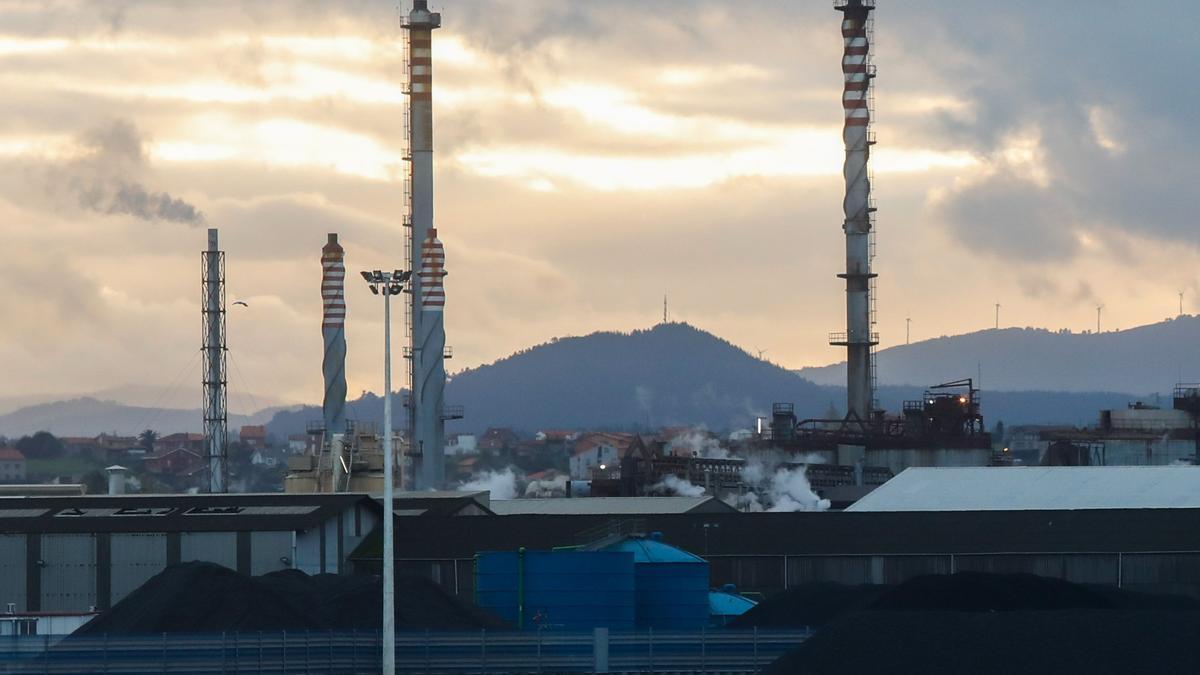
[352,507,1200,602]
[846,465,1200,511]
[0,493,381,612]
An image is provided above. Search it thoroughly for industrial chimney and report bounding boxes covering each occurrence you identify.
[202,228,228,492]
[831,0,878,422]
[322,233,348,489]
[404,0,453,490]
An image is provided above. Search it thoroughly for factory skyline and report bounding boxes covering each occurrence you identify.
[0,1,1196,406]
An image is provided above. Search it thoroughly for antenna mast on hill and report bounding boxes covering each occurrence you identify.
[663,294,668,324]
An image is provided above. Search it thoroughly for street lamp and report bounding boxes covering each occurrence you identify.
[361,268,411,675]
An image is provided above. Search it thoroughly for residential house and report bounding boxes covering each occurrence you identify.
[144,447,205,476]
[570,432,643,480]
[250,449,279,468]
[479,428,519,452]
[153,433,206,456]
[287,434,311,454]
[445,433,478,456]
[0,449,25,483]
[239,425,268,449]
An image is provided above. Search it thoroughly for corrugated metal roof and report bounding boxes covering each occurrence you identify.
[489,497,730,516]
[847,466,1200,512]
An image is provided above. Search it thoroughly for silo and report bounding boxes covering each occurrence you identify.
[474,549,635,630]
[603,532,710,630]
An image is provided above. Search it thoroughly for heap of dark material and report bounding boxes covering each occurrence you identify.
[758,573,1200,674]
[77,562,506,635]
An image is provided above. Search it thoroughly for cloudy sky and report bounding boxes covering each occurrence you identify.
[1,0,1197,408]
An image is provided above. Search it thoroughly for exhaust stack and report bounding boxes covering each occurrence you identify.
[404,0,453,490]
[202,228,228,492]
[321,233,348,488]
[831,0,878,421]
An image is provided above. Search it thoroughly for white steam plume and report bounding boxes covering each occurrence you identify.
[735,453,830,512]
[457,468,518,500]
[524,474,569,498]
[667,429,732,460]
[652,474,705,497]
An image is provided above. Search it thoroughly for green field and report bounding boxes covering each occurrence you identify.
[26,456,105,478]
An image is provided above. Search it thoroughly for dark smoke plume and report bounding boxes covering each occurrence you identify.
[58,119,206,226]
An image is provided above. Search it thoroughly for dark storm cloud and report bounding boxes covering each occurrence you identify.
[896,1,1200,257]
[935,171,1077,261]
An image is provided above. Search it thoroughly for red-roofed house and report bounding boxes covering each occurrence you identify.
[144,447,205,476]
[0,448,25,482]
[239,425,268,449]
[153,433,205,455]
[570,432,642,479]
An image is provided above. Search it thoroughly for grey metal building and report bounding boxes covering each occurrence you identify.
[0,493,380,612]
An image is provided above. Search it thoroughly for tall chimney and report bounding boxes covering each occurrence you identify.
[322,234,349,491]
[202,228,228,492]
[405,0,449,490]
[832,0,877,421]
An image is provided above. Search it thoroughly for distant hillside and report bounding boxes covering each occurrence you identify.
[269,323,839,437]
[0,398,282,438]
[798,316,1200,394]
[265,323,1141,438]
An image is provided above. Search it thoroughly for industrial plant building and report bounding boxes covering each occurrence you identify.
[0,493,380,613]
[1023,384,1200,466]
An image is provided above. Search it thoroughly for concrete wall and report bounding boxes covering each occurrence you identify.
[406,551,1200,602]
[865,447,992,475]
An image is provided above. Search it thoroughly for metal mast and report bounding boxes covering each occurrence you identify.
[202,228,228,492]
[403,0,451,490]
[831,0,878,421]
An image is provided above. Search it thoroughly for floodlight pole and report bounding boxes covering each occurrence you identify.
[362,269,407,675]
[382,280,395,675]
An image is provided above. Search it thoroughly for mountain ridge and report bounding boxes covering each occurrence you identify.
[798,316,1200,394]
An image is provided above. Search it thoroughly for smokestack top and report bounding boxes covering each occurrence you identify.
[407,0,441,28]
[323,232,343,256]
[207,228,218,251]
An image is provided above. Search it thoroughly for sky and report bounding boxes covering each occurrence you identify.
[1,0,1198,409]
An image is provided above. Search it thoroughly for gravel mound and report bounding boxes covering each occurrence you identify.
[77,562,506,635]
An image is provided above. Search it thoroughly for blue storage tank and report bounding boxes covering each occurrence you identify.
[474,549,635,630]
[602,532,710,630]
[709,584,758,626]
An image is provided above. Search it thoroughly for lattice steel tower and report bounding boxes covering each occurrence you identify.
[202,228,228,492]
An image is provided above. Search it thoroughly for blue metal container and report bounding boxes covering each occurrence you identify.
[475,549,635,630]
[603,532,711,630]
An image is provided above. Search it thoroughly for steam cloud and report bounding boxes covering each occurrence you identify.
[652,474,706,497]
[731,455,831,512]
[667,429,731,460]
[457,468,518,500]
[55,119,206,226]
[524,473,569,498]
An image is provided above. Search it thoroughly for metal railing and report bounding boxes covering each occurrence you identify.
[0,628,811,674]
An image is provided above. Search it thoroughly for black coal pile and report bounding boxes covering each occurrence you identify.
[727,582,887,628]
[77,562,507,635]
[762,573,1200,675]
